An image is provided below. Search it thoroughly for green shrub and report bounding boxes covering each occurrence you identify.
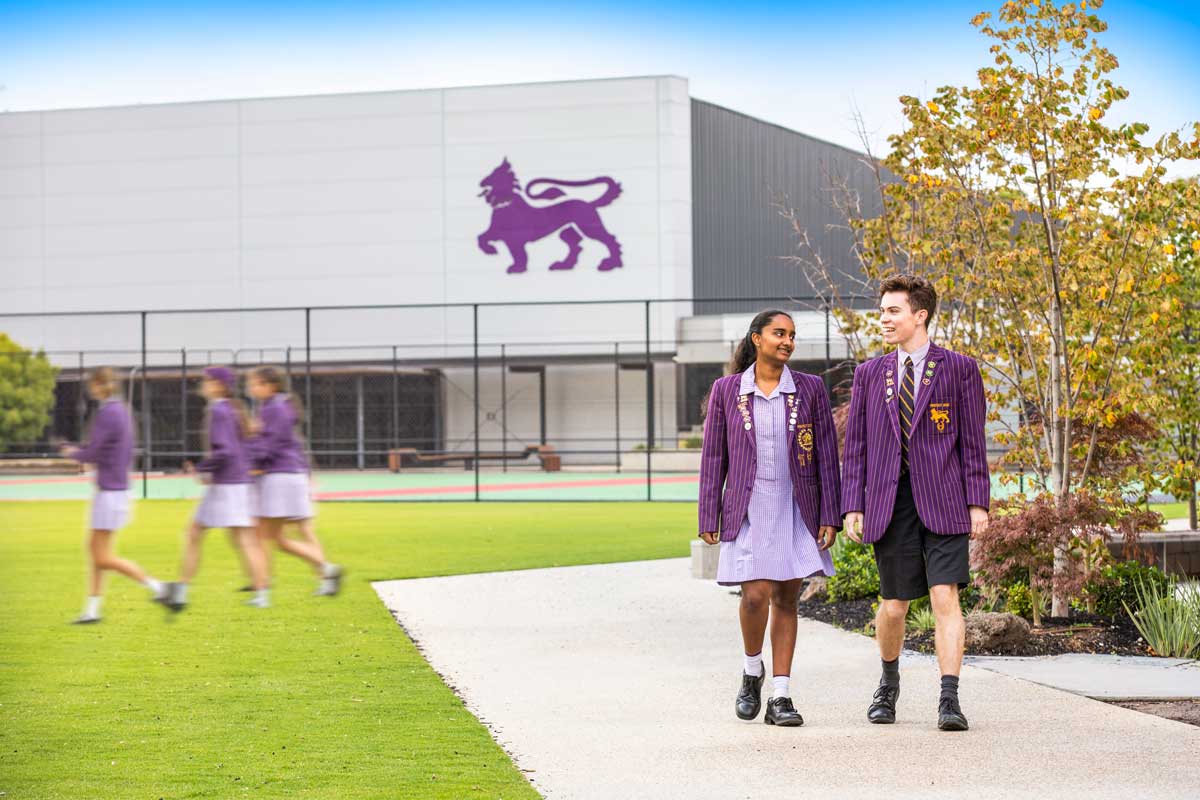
[680,436,703,449]
[827,540,880,602]
[1086,560,1170,620]
[1123,579,1200,658]
[1002,581,1049,621]
[906,596,936,632]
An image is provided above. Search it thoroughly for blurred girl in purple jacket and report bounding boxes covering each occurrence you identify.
[167,366,270,610]
[247,366,343,597]
[60,367,167,623]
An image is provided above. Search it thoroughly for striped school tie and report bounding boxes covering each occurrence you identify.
[899,356,914,475]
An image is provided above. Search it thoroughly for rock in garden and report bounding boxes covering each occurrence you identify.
[798,577,828,603]
[964,612,1030,651]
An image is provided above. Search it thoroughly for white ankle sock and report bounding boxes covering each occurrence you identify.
[176,583,189,603]
[743,652,763,677]
[144,578,164,596]
[772,675,791,699]
[256,589,270,603]
[321,563,338,579]
[84,596,101,618]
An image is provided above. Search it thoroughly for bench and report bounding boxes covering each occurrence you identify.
[0,458,85,476]
[388,445,560,473]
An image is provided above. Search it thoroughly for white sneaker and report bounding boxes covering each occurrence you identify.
[244,596,270,609]
[71,614,101,625]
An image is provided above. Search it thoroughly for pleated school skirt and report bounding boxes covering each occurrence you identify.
[194,483,254,529]
[255,473,314,520]
[90,489,132,531]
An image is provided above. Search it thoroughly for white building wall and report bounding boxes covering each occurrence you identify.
[0,77,692,363]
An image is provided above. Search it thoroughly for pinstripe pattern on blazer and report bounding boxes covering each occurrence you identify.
[698,366,842,542]
[840,342,990,543]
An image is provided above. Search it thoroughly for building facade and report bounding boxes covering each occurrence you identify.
[0,76,877,465]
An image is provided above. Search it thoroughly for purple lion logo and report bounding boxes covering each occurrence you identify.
[476,158,623,274]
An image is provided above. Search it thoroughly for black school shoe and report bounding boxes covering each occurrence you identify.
[735,672,765,720]
[764,697,804,727]
[868,682,899,724]
[937,696,969,731]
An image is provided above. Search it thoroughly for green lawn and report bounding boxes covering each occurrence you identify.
[0,501,695,799]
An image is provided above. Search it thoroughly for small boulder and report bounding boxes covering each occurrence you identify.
[798,577,828,603]
[964,611,1030,652]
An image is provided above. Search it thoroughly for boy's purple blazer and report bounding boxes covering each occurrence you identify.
[69,398,133,491]
[195,399,251,484]
[698,366,842,541]
[841,342,990,542]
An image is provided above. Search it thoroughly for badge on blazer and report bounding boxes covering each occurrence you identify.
[796,423,814,452]
[929,403,951,432]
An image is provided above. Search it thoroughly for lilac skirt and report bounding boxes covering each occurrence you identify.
[90,489,132,531]
[195,483,254,529]
[716,479,835,586]
[255,473,314,520]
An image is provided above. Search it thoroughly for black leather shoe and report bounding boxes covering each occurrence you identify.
[764,697,804,727]
[867,682,899,724]
[937,696,969,731]
[735,672,765,720]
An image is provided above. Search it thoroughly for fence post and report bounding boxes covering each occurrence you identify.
[473,304,480,502]
[500,343,507,473]
[140,311,148,499]
[392,345,399,450]
[824,304,832,393]
[180,348,187,463]
[644,301,653,501]
[76,351,85,440]
[304,308,312,449]
[614,342,621,474]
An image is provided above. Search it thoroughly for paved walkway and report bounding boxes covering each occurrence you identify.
[374,558,1200,800]
[965,653,1200,700]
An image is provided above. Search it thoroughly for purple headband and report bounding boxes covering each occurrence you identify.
[203,366,237,392]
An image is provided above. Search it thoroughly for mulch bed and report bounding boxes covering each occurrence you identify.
[1107,700,1200,728]
[796,597,1154,657]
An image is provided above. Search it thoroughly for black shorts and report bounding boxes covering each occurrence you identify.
[873,477,969,601]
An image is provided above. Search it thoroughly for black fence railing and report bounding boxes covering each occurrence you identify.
[0,295,859,501]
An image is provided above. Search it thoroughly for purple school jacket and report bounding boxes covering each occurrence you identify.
[247,394,309,474]
[69,398,133,491]
[698,367,842,541]
[841,343,990,542]
[194,399,251,484]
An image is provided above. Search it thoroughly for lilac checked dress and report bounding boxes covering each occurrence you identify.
[716,366,835,586]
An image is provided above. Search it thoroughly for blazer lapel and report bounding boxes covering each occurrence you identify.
[884,357,901,443]
[910,343,944,434]
[731,378,756,449]
[784,367,800,463]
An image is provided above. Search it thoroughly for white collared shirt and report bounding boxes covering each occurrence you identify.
[896,340,931,405]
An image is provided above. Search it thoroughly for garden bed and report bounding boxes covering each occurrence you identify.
[796,597,1153,657]
[1107,699,1200,728]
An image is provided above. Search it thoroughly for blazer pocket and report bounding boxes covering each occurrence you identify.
[926,401,954,434]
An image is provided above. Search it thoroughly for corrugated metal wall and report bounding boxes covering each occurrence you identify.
[690,99,883,314]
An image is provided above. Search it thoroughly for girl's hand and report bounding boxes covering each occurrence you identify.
[817,525,837,550]
[699,531,720,545]
[843,512,864,544]
[197,472,211,485]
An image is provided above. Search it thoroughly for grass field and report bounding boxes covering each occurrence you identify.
[0,501,695,799]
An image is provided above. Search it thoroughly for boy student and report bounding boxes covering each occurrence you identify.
[841,274,990,731]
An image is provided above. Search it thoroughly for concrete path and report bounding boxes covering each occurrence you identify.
[964,653,1200,700]
[374,559,1200,800]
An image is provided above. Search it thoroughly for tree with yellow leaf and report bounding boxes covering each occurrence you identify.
[785,0,1200,616]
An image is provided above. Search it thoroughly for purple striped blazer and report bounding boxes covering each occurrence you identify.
[698,367,842,542]
[840,343,990,542]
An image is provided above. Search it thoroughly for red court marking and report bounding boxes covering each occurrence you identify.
[316,474,699,500]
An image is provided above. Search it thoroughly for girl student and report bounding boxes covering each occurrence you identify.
[245,365,343,596]
[60,367,168,623]
[697,310,843,727]
[167,366,270,611]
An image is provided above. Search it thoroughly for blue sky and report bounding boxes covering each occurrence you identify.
[1,0,1197,163]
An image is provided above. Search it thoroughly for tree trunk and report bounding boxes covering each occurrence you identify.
[1048,300,1071,619]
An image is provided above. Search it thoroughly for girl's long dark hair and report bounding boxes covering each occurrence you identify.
[701,309,794,420]
[728,309,794,375]
[205,372,252,439]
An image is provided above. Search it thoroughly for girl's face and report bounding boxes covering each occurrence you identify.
[200,378,225,401]
[247,376,273,401]
[85,380,108,401]
[752,314,796,365]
